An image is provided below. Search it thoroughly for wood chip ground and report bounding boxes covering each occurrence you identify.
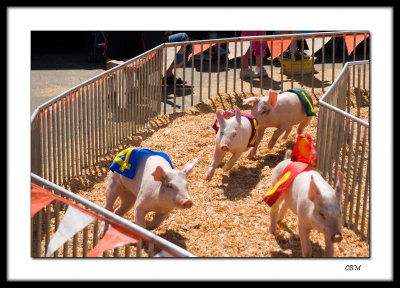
[64,90,370,258]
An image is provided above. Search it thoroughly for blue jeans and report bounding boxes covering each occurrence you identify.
[167,32,188,43]
[167,33,189,65]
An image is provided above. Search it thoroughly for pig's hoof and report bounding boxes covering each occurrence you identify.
[247,149,256,159]
[247,153,256,159]
[222,166,228,172]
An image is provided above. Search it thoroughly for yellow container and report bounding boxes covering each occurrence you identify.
[280,57,315,74]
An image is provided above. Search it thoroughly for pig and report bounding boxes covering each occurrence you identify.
[242,89,313,158]
[101,153,197,233]
[269,150,344,257]
[205,106,254,181]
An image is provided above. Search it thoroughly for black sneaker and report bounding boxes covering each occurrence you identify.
[282,49,291,60]
[294,49,310,60]
[164,74,187,85]
[282,48,310,60]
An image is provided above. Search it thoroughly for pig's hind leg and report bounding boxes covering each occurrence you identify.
[277,201,289,222]
[100,173,125,236]
[281,126,293,141]
[114,188,136,217]
[297,116,311,135]
[268,126,287,149]
[269,196,285,235]
[104,172,123,212]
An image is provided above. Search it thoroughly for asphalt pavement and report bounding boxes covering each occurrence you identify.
[31,47,367,117]
[31,49,106,116]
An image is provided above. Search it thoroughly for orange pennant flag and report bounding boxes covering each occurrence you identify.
[345,33,369,56]
[187,42,217,61]
[267,38,292,60]
[31,183,56,218]
[88,224,139,257]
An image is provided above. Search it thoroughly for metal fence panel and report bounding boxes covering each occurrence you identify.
[31,32,370,257]
[317,60,370,241]
[31,173,195,258]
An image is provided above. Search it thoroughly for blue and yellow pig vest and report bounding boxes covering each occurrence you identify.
[281,88,316,117]
[110,148,174,179]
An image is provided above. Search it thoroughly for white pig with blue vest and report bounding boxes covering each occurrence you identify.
[242,88,316,158]
[100,148,197,234]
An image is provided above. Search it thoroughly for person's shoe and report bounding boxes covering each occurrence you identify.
[282,49,291,60]
[254,66,268,78]
[194,50,211,61]
[301,50,311,59]
[175,77,186,85]
[294,48,310,60]
[164,74,187,85]
[240,67,256,79]
[282,48,310,60]
[165,74,174,85]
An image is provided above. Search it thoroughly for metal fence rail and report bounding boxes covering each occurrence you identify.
[31,30,370,185]
[31,31,370,257]
[31,46,163,184]
[316,60,370,241]
[162,30,369,113]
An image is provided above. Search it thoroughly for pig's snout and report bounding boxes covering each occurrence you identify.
[331,233,342,243]
[181,199,193,209]
[220,144,230,151]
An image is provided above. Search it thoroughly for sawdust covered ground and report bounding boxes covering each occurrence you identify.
[67,90,369,258]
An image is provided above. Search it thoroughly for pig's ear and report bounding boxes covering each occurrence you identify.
[242,97,259,106]
[335,171,344,199]
[308,175,320,202]
[152,166,166,181]
[234,106,242,125]
[216,110,226,128]
[268,89,278,108]
[181,159,197,177]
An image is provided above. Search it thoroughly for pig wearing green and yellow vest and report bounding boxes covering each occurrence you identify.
[243,88,316,158]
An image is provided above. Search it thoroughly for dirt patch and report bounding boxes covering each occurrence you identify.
[63,90,369,257]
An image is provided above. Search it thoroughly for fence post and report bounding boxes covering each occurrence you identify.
[31,113,42,177]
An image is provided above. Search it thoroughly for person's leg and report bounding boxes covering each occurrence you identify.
[252,32,268,77]
[168,32,188,56]
[281,31,309,60]
[241,56,249,69]
[240,54,254,79]
[281,31,297,59]
[240,31,255,78]
[165,32,189,82]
